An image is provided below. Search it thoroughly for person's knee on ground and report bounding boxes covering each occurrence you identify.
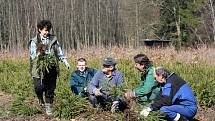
[88,95,98,108]
[160,106,179,120]
[160,106,191,121]
[88,95,111,110]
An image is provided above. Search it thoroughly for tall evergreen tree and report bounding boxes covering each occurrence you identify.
[158,0,204,48]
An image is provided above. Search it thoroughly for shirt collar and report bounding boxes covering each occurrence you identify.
[41,36,49,40]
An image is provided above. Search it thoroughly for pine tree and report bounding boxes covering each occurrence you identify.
[158,0,204,48]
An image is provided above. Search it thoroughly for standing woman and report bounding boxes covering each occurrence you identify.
[29,20,70,115]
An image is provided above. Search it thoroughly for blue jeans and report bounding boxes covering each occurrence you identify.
[160,105,197,120]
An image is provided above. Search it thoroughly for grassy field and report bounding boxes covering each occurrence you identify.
[0,47,215,121]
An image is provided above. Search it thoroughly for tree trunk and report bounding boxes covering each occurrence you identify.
[209,0,215,44]
[174,5,181,49]
[135,0,139,47]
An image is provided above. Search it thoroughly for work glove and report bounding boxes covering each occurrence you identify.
[124,90,136,100]
[140,107,152,117]
[63,59,70,69]
[93,87,102,96]
[84,87,87,92]
[111,101,119,113]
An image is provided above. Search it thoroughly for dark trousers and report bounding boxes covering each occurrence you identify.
[88,94,127,111]
[33,67,57,104]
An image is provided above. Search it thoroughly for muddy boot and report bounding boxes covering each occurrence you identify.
[45,103,52,116]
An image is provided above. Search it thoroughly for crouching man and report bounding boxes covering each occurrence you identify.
[124,54,160,104]
[88,57,127,112]
[141,67,197,121]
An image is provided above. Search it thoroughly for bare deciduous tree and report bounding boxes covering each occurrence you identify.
[0,0,214,52]
[208,0,215,44]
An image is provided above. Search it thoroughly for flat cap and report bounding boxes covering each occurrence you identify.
[102,57,117,66]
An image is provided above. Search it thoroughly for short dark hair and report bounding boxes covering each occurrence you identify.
[37,20,52,32]
[77,58,87,63]
[134,54,151,67]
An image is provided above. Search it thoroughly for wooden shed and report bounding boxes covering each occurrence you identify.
[140,39,171,47]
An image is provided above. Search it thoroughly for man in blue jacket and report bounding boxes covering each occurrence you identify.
[69,58,96,97]
[88,57,126,112]
[140,67,197,121]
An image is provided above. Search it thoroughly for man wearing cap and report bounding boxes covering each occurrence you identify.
[88,57,126,112]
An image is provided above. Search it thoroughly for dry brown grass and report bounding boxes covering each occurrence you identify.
[66,46,215,65]
[1,46,215,64]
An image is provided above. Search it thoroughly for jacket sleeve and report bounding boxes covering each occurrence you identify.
[88,68,97,79]
[29,41,37,60]
[92,69,97,75]
[134,72,157,97]
[70,72,78,86]
[70,72,81,94]
[54,41,67,61]
[88,71,100,94]
[116,71,124,87]
[150,83,173,111]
